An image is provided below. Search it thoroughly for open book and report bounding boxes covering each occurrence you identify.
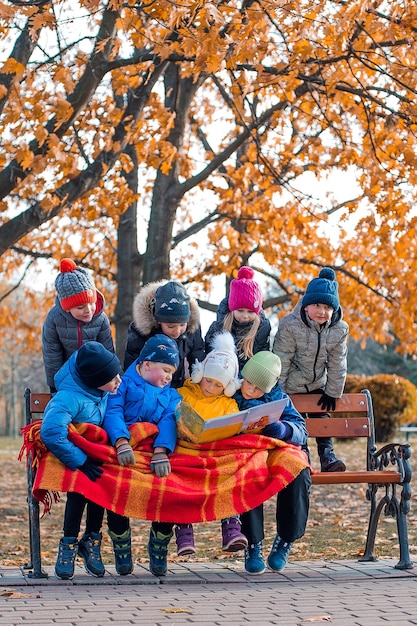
[176,398,288,444]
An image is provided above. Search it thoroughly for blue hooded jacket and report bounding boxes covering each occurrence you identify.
[103,360,181,453]
[40,351,110,470]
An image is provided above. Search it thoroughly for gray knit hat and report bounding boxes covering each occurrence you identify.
[241,352,282,393]
[55,258,97,311]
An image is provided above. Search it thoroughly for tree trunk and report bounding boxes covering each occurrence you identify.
[113,144,141,359]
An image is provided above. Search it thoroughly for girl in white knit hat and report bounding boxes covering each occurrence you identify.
[149,332,248,575]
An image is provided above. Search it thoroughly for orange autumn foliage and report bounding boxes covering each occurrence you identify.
[0,1,417,359]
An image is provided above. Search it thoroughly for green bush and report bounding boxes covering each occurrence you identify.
[345,373,417,442]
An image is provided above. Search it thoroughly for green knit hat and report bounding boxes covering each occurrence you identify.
[241,351,282,393]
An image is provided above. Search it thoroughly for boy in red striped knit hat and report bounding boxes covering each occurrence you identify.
[42,258,114,394]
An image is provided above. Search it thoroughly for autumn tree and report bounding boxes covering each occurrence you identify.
[1,0,417,367]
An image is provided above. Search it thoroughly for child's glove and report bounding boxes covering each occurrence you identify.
[115,439,135,466]
[150,452,171,477]
[79,458,103,481]
[317,393,336,412]
[263,420,289,440]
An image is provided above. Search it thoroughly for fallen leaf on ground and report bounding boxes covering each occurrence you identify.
[0,589,34,598]
[161,608,192,613]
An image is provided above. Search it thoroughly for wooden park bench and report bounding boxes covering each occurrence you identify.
[290,390,412,571]
[22,388,412,579]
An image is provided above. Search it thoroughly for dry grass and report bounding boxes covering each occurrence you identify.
[2,435,416,568]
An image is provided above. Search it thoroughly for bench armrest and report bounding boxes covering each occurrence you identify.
[369,442,412,486]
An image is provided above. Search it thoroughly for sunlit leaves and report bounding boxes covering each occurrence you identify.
[1,0,417,357]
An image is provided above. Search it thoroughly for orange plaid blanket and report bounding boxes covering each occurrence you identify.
[20,420,309,523]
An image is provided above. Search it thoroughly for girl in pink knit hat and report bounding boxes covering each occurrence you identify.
[205,266,271,370]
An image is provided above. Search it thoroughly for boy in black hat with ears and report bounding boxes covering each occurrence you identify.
[273,267,348,472]
[40,342,122,581]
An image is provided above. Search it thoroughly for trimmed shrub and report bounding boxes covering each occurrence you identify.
[345,373,417,442]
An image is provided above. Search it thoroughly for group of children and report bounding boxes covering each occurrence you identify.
[40,259,348,580]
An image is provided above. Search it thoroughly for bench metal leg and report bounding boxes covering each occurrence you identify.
[359,482,413,570]
[26,453,48,579]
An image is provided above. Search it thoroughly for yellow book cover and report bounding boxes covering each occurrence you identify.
[176,398,288,444]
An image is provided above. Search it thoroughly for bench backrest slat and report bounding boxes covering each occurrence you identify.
[29,393,51,414]
[290,393,369,415]
[305,417,370,438]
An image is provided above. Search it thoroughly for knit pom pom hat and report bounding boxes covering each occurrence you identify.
[241,351,282,394]
[191,331,241,397]
[302,267,340,310]
[228,266,263,314]
[153,281,191,324]
[138,334,180,368]
[75,342,121,388]
[55,258,97,311]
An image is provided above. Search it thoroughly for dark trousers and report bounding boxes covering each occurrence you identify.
[107,511,130,535]
[240,467,311,545]
[63,493,130,537]
[63,492,104,538]
[305,388,334,456]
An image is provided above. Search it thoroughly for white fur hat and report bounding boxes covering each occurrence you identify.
[191,331,241,397]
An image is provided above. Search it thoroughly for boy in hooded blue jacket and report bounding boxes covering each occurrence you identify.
[40,342,122,581]
[233,351,311,575]
[102,334,181,576]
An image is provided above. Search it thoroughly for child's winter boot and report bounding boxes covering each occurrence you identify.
[109,529,133,575]
[148,528,173,576]
[244,541,265,575]
[267,534,293,573]
[78,531,105,577]
[221,516,248,552]
[55,536,78,580]
[175,524,196,556]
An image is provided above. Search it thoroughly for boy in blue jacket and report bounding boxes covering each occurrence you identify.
[102,334,181,576]
[40,342,122,580]
[234,351,311,575]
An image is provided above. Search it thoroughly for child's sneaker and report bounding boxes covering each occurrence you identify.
[148,528,173,576]
[78,532,105,577]
[55,536,78,580]
[175,524,196,556]
[267,535,292,573]
[221,517,248,552]
[244,541,265,575]
[109,529,133,575]
[320,447,346,472]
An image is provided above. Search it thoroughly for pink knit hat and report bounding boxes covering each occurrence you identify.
[228,266,263,314]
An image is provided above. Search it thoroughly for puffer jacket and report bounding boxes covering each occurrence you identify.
[234,382,308,446]
[178,377,240,420]
[40,351,110,470]
[123,280,205,387]
[205,297,271,370]
[272,299,348,398]
[103,360,182,453]
[42,291,114,389]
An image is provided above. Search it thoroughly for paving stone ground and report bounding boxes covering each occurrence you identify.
[1,558,417,625]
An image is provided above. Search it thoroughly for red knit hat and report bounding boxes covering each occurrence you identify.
[228,266,263,314]
[55,258,97,311]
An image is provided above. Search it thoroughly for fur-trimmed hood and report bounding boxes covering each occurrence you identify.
[132,280,201,335]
